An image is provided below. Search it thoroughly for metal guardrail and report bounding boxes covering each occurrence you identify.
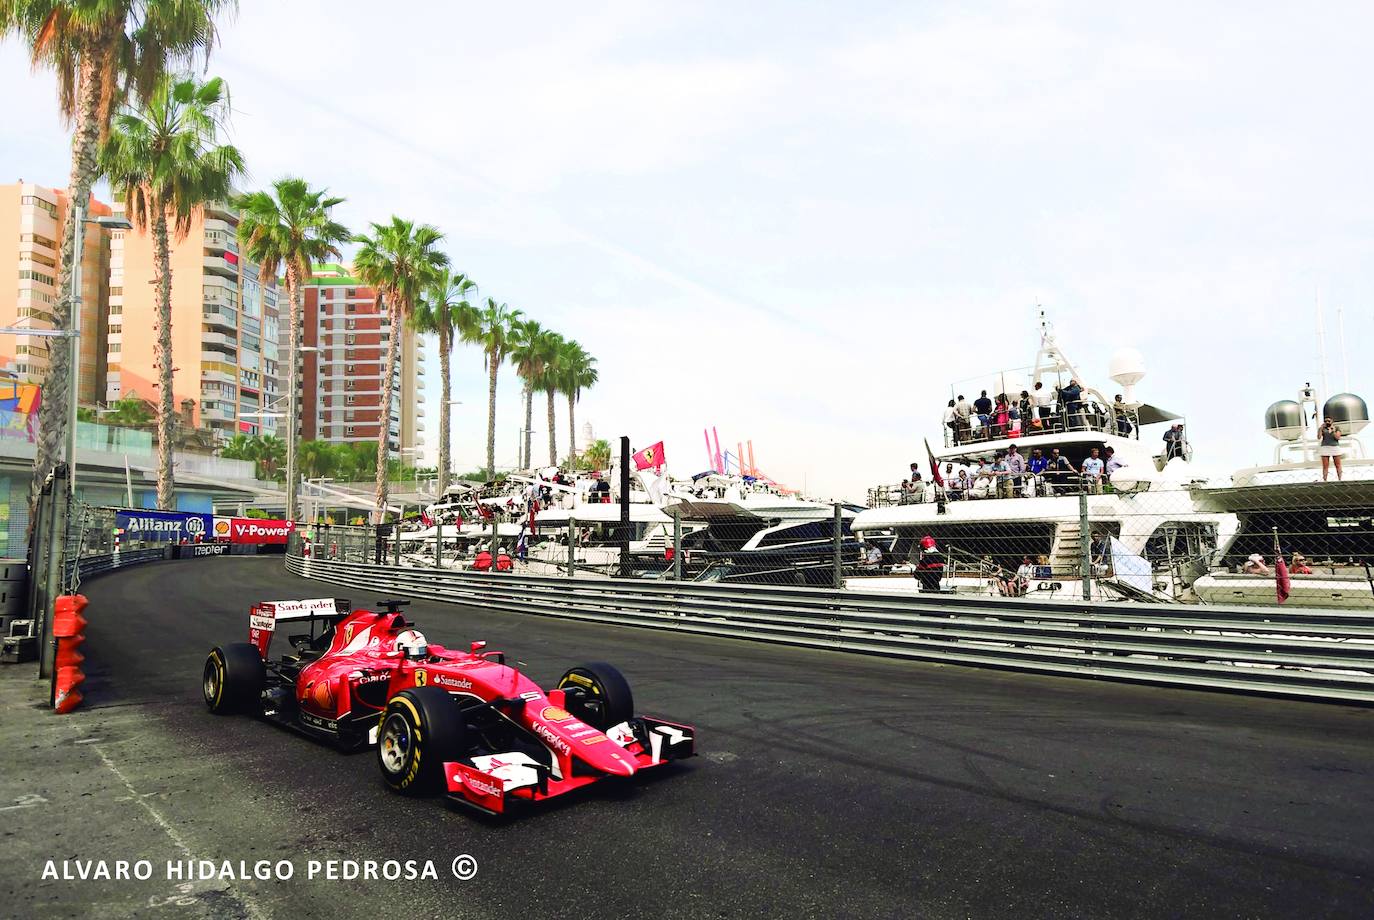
[65,548,168,584]
[284,552,1374,704]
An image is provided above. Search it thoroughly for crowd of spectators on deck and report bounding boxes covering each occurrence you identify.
[944,381,1144,445]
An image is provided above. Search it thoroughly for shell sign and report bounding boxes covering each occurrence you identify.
[213,516,295,544]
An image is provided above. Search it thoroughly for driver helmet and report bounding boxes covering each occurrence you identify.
[395,629,429,659]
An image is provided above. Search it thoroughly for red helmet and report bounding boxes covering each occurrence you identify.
[920,535,937,550]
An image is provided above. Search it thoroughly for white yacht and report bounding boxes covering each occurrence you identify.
[1191,387,1374,608]
[850,318,1237,600]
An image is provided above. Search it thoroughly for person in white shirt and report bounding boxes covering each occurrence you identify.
[1080,448,1105,493]
[1032,381,1053,422]
[1103,446,1124,483]
[943,400,958,444]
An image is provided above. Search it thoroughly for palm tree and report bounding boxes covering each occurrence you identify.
[353,218,448,519]
[558,340,598,464]
[409,268,476,496]
[458,298,523,477]
[234,178,349,520]
[2,0,234,509]
[256,434,285,481]
[585,438,611,470]
[508,318,553,470]
[535,330,566,467]
[101,74,243,509]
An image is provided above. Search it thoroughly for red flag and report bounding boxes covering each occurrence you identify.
[632,441,666,471]
[528,499,539,537]
[924,438,944,487]
[420,510,433,527]
[1275,554,1291,604]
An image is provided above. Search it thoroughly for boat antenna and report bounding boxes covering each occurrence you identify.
[1315,284,1330,397]
[1337,300,1350,392]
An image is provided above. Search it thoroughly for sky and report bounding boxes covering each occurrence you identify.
[3,0,1372,501]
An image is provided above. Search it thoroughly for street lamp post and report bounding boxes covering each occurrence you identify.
[284,344,318,521]
[66,206,132,495]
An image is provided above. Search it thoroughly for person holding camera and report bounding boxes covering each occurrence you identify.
[1319,417,1344,481]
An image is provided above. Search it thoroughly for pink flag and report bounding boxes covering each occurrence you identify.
[1275,555,1291,604]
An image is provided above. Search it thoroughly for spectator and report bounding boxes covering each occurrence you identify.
[1242,553,1270,576]
[992,451,1012,499]
[1319,416,1344,481]
[974,390,993,435]
[954,395,972,443]
[1104,446,1124,483]
[1005,443,1026,496]
[1291,552,1313,574]
[897,479,913,504]
[909,462,922,483]
[1060,379,1083,427]
[994,394,1011,438]
[1045,447,1073,495]
[914,535,944,592]
[1018,390,1034,431]
[943,400,958,444]
[1033,381,1053,423]
[1163,424,1186,461]
[950,469,972,500]
[1027,447,1048,495]
[909,473,926,503]
[1015,555,1036,595]
[972,459,994,498]
[1081,447,1105,493]
[1113,394,1133,437]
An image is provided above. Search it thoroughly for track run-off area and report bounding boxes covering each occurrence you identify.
[2,557,1374,919]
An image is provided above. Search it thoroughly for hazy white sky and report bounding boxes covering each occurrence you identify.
[4,0,1372,500]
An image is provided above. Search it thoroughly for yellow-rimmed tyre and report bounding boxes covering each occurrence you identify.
[203,644,264,714]
[377,687,467,794]
[556,662,634,730]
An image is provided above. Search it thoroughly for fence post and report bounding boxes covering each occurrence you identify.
[832,502,843,590]
[672,514,682,581]
[1079,489,1091,601]
[434,518,443,570]
[490,518,498,561]
[39,464,70,680]
[393,518,402,567]
[567,516,576,578]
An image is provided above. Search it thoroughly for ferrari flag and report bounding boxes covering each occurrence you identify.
[632,441,666,471]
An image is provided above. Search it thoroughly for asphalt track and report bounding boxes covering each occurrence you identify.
[7,556,1374,919]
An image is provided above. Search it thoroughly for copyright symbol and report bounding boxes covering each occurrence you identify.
[451,854,478,880]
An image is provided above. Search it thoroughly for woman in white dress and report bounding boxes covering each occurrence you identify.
[1319,417,1344,482]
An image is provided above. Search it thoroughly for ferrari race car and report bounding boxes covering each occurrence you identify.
[202,598,694,814]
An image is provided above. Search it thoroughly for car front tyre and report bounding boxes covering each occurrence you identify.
[377,687,467,794]
[556,662,634,730]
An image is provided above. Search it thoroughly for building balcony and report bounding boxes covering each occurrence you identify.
[201,362,236,384]
[202,331,238,350]
[204,229,238,253]
[203,304,238,328]
[204,253,239,278]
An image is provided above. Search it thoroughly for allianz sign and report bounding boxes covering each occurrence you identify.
[114,511,213,541]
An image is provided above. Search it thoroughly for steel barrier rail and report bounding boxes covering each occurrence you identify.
[285,553,1374,704]
[64,548,168,584]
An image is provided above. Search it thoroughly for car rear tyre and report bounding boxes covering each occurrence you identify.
[204,644,264,715]
[377,687,468,794]
[556,662,634,730]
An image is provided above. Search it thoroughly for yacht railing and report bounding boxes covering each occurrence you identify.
[869,471,1118,506]
[943,400,1141,448]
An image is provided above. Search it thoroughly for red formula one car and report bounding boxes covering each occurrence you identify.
[202,598,695,814]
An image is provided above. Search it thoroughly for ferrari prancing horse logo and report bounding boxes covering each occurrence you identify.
[344,624,355,644]
[415,669,427,687]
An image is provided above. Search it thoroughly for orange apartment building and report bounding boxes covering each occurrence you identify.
[105,199,283,440]
[300,263,423,455]
[0,181,112,405]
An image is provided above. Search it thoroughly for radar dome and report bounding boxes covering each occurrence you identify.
[1108,348,1146,405]
[1264,400,1305,441]
[1322,393,1369,436]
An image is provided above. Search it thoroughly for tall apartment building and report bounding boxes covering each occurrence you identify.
[0,181,112,404]
[299,263,424,454]
[105,200,282,440]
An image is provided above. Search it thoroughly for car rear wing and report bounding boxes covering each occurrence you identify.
[249,598,351,657]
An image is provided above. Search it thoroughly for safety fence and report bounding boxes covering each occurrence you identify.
[285,551,1374,704]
